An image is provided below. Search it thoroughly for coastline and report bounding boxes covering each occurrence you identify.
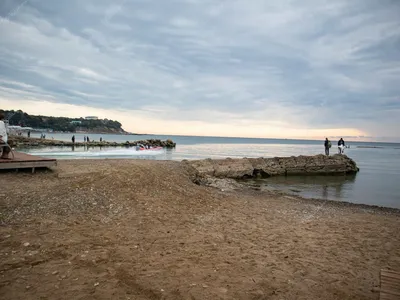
[270,188,400,214]
[1,159,399,299]
[8,135,176,149]
[61,131,143,135]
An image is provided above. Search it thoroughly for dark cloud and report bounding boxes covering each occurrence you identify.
[0,0,399,136]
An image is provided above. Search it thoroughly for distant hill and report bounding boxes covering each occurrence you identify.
[3,109,127,134]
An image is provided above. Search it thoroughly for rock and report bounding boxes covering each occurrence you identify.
[10,135,176,149]
[27,250,39,256]
[371,286,380,293]
[197,176,245,191]
[214,159,254,178]
[249,157,284,177]
[186,155,359,180]
[23,242,30,247]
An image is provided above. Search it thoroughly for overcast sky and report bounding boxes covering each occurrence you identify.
[0,0,399,141]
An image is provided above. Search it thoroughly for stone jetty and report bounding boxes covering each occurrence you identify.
[9,135,176,149]
[185,154,359,182]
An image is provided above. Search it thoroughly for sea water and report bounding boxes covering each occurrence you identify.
[21,133,400,209]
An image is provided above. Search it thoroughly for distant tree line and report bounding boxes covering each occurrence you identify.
[3,110,125,133]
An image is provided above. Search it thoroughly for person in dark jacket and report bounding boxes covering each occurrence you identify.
[324,138,331,155]
[72,135,75,144]
[338,138,345,154]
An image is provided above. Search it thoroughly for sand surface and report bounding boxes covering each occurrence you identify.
[0,159,399,300]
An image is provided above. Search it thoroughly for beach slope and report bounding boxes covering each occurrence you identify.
[0,160,399,300]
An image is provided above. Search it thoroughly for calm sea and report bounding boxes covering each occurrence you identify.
[21,133,400,209]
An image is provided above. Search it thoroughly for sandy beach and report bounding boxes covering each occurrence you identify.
[1,159,399,300]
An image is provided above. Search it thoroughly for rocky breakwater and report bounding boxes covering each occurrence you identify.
[9,136,176,149]
[185,154,359,185]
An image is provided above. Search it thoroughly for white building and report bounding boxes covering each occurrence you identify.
[7,125,33,135]
[85,116,98,120]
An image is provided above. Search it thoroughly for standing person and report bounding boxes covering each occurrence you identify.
[87,136,90,143]
[100,137,102,142]
[84,136,86,142]
[28,131,31,138]
[0,111,11,159]
[72,135,75,144]
[324,138,331,155]
[338,138,345,154]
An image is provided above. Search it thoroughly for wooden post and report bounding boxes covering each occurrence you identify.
[32,167,35,174]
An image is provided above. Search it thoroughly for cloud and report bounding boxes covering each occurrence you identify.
[0,0,399,140]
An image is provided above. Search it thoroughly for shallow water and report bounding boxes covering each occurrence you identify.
[20,133,400,209]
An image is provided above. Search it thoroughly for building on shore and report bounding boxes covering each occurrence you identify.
[85,116,98,120]
[7,125,34,135]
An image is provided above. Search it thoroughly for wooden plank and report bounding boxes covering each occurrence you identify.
[0,151,56,171]
[0,151,56,163]
[0,161,56,170]
[382,270,400,280]
[380,269,400,300]
[380,292,400,300]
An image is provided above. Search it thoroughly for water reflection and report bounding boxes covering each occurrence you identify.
[246,174,357,203]
[165,148,174,160]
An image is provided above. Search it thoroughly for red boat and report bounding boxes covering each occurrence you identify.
[137,146,163,151]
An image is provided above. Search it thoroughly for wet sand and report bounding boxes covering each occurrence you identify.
[1,159,399,299]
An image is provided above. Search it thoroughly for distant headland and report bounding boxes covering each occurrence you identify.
[3,109,132,134]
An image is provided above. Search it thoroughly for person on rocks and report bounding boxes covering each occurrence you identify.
[0,111,11,159]
[324,138,331,156]
[72,135,75,144]
[84,136,86,142]
[338,138,345,154]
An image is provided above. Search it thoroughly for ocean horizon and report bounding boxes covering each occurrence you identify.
[35,131,400,144]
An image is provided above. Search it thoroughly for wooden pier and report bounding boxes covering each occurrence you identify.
[380,269,400,300]
[0,152,57,173]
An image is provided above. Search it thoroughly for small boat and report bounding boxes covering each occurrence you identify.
[138,146,163,151]
[136,144,163,151]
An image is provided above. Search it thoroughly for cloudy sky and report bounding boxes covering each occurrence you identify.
[0,0,399,141]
